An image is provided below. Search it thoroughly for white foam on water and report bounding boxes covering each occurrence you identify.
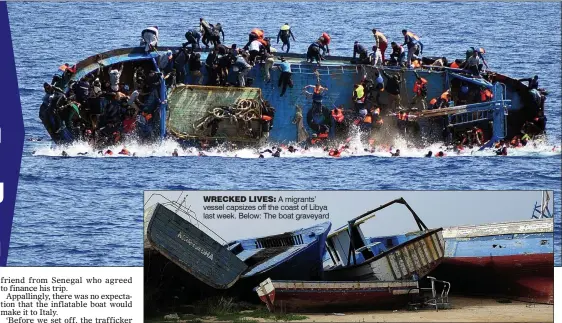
[30,136,561,159]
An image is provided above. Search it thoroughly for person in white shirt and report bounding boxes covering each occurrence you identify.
[109,64,123,92]
[141,26,159,53]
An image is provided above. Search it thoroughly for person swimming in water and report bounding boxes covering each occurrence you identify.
[425,151,432,157]
[172,149,179,157]
[391,149,400,157]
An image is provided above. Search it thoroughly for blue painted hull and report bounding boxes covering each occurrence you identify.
[432,220,554,304]
[42,47,545,146]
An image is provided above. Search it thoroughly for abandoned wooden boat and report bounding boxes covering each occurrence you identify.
[145,202,331,290]
[255,278,419,313]
[432,217,554,304]
[323,198,444,281]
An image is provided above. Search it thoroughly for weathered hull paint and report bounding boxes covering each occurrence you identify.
[324,229,444,281]
[256,279,419,312]
[145,203,331,293]
[434,219,554,304]
[434,253,553,304]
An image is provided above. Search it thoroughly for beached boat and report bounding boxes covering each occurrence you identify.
[40,45,547,148]
[255,278,419,313]
[145,202,331,290]
[431,217,554,304]
[323,198,444,281]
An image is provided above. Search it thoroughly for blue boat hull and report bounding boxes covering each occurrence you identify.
[42,47,545,146]
[431,220,554,304]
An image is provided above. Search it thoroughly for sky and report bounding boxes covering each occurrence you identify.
[144,190,554,242]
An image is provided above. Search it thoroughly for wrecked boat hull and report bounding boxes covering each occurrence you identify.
[41,47,546,146]
[324,229,445,282]
[145,202,331,293]
[432,218,554,304]
[255,278,419,313]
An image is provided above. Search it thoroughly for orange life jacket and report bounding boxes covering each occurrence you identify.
[105,150,113,156]
[413,78,428,95]
[261,115,272,121]
[450,62,460,68]
[329,149,341,157]
[429,98,437,105]
[397,112,408,121]
[321,32,331,45]
[331,108,344,123]
[364,115,372,124]
[251,28,264,39]
[119,148,130,156]
[440,91,450,101]
[480,89,493,101]
[318,132,329,139]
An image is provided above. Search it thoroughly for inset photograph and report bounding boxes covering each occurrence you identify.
[144,190,554,322]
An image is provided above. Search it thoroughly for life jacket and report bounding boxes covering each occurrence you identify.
[429,98,437,105]
[331,108,344,123]
[440,90,450,101]
[119,148,131,156]
[280,24,290,31]
[318,132,329,139]
[104,150,113,156]
[412,59,421,68]
[450,61,460,68]
[329,149,341,157]
[312,87,324,102]
[261,115,272,121]
[397,112,408,121]
[251,28,264,39]
[413,78,428,96]
[480,89,493,101]
[364,114,372,124]
[321,32,331,45]
[354,85,365,102]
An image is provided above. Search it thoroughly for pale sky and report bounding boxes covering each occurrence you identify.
[144,190,554,242]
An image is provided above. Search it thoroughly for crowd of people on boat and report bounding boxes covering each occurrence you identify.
[42,19,547,153]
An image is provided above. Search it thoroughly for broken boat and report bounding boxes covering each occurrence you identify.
[144,202,331,291]
[255,278,420,313]
[431,194,554,304]
[40,45,548,148]
[323,198,445,282]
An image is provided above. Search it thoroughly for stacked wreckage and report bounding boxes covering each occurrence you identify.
[144,195,554,314]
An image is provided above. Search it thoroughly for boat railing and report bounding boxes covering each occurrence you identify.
[291,64,359,76]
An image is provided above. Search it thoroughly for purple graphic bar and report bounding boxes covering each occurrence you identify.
[0,1,24,266]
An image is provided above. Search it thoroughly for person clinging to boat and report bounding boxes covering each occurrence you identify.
[140,26,159,53]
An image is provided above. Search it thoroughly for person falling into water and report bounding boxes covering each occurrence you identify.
[277,23,296,53]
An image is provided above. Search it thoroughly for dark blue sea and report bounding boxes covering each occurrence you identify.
[6,2,561,266]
